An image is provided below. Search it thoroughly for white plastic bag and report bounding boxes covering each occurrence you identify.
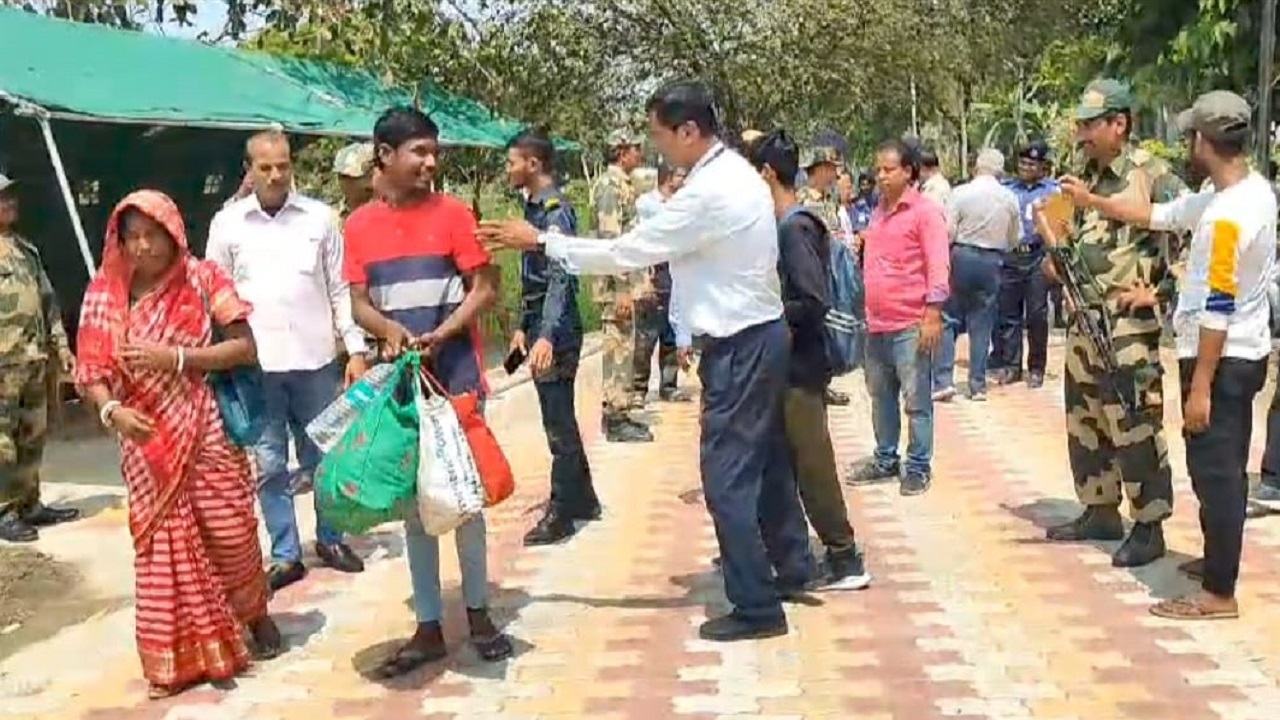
[414,379,485,536]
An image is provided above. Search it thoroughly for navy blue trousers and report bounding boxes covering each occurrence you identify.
[696,318,814,622]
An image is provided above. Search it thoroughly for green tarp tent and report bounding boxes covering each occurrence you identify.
[0,6,531,147]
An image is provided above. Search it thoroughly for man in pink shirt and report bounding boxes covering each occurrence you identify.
[846,139,950,495]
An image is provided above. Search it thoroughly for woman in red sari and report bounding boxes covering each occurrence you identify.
[75,190,282,698]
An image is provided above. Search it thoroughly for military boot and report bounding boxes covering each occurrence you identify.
[1110,521,1165,568]
[1045,505,1125,542]
[603,415,654,443]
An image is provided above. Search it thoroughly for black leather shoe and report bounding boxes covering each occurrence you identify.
[1027,372,1045,389]
[1045,506,1125,542]
[0,514,38,543]
[1111,522,1165,568]
[569,502,602,522]
[24,504,80,527]
[267,562,307,592]
[523,511,576,546]
[698,612,788,642]
[315,542,365,573]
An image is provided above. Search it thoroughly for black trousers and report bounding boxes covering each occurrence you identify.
[535,349,597,515]
[1179,357,1267,597]
[697,318,813,622]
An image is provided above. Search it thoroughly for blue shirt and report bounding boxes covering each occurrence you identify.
[850,195,876,232]
[521,186,582,347]
[1002,177,1060,246]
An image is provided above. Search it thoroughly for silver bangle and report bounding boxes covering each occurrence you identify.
[99,400,122,427]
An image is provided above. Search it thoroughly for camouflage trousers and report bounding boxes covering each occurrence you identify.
[1063,327,1173,523]
[0,361,48,518]
[601,307,636,418]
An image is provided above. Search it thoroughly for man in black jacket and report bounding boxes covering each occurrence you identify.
[747,130,870,591]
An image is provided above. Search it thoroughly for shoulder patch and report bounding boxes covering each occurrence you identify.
[545,197,561,210]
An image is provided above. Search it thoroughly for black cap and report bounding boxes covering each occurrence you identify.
[1019,140,1051,162]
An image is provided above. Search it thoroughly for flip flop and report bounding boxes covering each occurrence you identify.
[471,633,514,662]
[372,644,447,679]
[1150,596,1239,621]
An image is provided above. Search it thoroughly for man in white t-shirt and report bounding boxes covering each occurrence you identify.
[1061,90,1275,621]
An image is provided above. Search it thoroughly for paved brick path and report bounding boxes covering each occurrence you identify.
[7,341,1280,719]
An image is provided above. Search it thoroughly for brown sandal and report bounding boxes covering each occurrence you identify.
[1150,595,1239,621]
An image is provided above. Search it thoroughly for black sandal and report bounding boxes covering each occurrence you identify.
[471,633,513,662]
[373,643,447,679]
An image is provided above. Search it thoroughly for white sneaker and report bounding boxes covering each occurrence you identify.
[932,387,956,402]
[818,571,872,592]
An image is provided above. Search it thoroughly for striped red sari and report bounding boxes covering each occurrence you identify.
[74,190,269,689]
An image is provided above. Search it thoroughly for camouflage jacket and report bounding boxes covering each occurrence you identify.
[0,232,71,366]
[797,185,841,236]
[591,164,650,305]
[1070,144,1188,338]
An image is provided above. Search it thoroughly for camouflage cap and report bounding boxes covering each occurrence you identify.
[1074,79,1134,121]
[1176,90,1252,140]
[606,129,644,149]
[332,142,375,177]
[800,145,843,169]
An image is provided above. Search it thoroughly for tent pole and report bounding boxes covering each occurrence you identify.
[36,116,95,276]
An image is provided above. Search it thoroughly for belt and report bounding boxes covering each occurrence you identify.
[954,243,1002,253]
[1009,242,1044,255]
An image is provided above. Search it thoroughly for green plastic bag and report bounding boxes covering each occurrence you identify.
[316,353,421,535]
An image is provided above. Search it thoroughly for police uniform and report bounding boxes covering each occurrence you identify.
[0,174,79,542]
[993,140,1059,387]
[591,129,653,442]
[1046,80,1185,568]
[798,145,852,406]
[520,187,599,542]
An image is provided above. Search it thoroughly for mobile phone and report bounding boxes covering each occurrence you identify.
[503,346,527,375]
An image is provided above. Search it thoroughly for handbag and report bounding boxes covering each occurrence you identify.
[414,368,486,535]
[194,282,267,447]
[421,368,515,507]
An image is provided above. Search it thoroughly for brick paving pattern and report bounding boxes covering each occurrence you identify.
[7,339,1280,719]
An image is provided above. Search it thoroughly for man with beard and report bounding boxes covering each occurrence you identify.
[1041,79,1185,568]
[1061,90,1272,618]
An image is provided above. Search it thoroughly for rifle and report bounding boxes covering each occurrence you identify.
[1034,194,1143,423]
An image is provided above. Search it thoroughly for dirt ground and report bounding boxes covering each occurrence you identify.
[0,546,119,661]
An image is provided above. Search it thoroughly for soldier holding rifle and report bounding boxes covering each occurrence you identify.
[1037,79,1186,569]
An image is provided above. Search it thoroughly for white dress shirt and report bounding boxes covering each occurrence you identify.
[543,142,784,347]
[206,193,365,373]
[946,174,1021,251]
[1150,172,1276,361]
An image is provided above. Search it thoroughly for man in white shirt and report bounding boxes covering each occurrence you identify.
[480,80,817,643]
[207,131,369,590]
[933,148,1021,402]
[918,148,953,209]
[1060,90,1274,621]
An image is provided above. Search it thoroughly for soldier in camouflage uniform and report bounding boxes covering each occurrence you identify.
[798,144,851,407]
[591,129,653,442]
[1044,80,1184,568]
[0,174,80,543]
[333,141,377,216]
